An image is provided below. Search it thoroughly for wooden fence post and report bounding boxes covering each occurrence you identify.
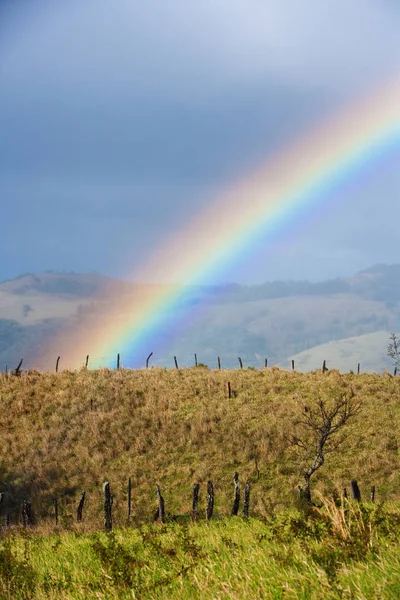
[85,355,89,369]
[22,500,34,527]
[192,483,200,521]
[206,481,214,520]
[194,353,198,367]
[103,482,113,532]
[350,480,361,502]
[146,352,153,368]
[370,485,375,503]
[227,382,232,399]
[21,502,27,527]
[243,483,250,518]
[15,359,23,376]
[394,367,397,376]
[156,484,165,523]
[174,356,179,369]
[217,357,221,370]
[291,360,295,371]
[238,357,243,369]
[117,354,120,369]
[231,472,240,516]
[264,358,268,368]
[56,356,60,373]
[322,360,327,373]
[53,498,59,526]
[357,363,360,375]
[77,492,86,522]
[127,478,132,521]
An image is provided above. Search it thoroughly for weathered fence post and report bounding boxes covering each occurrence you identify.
[264,358,268,368]
[56,356,60,373]
[156,484,165,523]
[243,483,250,518]
[350,480,361,502]
[291,359,295,371]
[192,483,200,521]
[174,356,179,369]
[15,359,23,376]
[127,478,132,521]
[217,357,221,370]
[357,363,360,375]
[322,360,327,373]
[104,482,113,532]
[53,498,59,526]
[231,472,240,516]
[227,381,232,399]
[194,353,198,367]
[21,501,27,527]
[206,480,214,520]
[370,485,375,503]
[85,355,89,369]
[117,354,120,369]
[77,492,86,522]
[146,352,153,369]
[394,367,397,376]
[22,500,34,527]
[238,357,243,369]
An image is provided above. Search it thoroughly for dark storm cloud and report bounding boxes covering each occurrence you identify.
[0,0,399,282]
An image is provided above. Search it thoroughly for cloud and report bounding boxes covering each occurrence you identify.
[2,0,399,101]
[0,0,399,281]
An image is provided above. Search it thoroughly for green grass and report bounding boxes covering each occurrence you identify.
[2,367,400,597]
[2,508,400,599]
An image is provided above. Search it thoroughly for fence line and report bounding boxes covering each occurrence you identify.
[1,354,397,375]
[0,476,374,533]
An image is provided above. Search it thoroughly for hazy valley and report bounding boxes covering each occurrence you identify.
[1,264,399,373]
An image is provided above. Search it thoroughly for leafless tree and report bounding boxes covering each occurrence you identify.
[387,333,400,369]
[289,389,361,504]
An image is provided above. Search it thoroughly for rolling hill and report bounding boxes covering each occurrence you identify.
[1,264,400,372]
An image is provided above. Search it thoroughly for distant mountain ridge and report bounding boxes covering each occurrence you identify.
[1,264,399,372]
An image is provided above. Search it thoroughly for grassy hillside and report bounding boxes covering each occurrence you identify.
[1,367,400,525]
[166,293,395,370]
[289,330,394,373]
[2,367,400,599]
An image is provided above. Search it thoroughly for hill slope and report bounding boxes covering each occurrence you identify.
[289,330,394,374]
[1,265,400,371]
[1,368,400,525]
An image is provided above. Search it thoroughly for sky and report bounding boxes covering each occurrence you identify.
[1,0,399,284]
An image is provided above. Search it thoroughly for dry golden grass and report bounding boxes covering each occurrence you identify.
[1,367,400,529]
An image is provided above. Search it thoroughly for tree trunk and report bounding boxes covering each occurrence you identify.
[303,474,312,504]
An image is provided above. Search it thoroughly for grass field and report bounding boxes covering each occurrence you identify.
[1,367,400,598]
[2,510,400,599]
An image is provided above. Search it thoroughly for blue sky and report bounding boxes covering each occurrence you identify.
[1,0,399,284]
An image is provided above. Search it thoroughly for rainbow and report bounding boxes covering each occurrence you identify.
[37,78,400,369]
